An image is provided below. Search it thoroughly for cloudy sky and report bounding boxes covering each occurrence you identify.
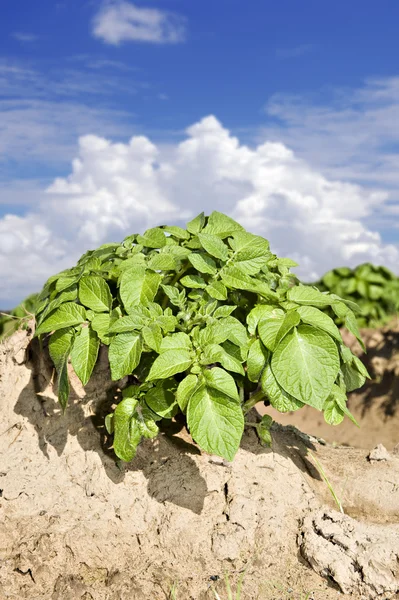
[1,0,399,307]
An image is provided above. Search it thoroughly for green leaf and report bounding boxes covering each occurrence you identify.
[205,280,227,300]
[161,284,184,307]
[56,274,80,293]
[186,212,205,234]
[161,245,191,260]
[36,285,78,325]
[341,362,366,392]
[137,405,159,438]
[335,266,352,277]
[202,343,245,375]
[145,380,178,418]
[247,305,279,335]
[356,279,368,298]
[202,211,244,238]
[329,384,359,426]
[271,325,340,410]
[137,227,166,248]
[209,306,233,320]
[147,349,192,381]
[323,396,345,426]
[247,338,268,382]
[203,367,239,400]
[147,253,178,271]
[256,414,273,447]
[199,316,246,349]
[35,302,86,336]
[198,233,229,261]
[222,267,277,300]
[258,310,300,351]
[188,252,217,274]
[296,306,342,342]
[157,314,177,334]
[352,355,370,379]
[339,344,355,364]
[109,332,142,380]
[230,231,270,258]
[287,285,336,308]
[230,232,270,274]
[163,225,190,240]
[117,255,146,276]
[48,327,75,410]
[120,267,161,311]
[113,398,142,462]
[221,266,256,291]
[109,311,148,334]
[220,316,249,347]
[142,323,163,352]
[176,374,198,412]
[331,294,361,314]
[233,256,267,276]
[160,332,192,352]
[332,300,349,319]
[82,256,102,272]
[79,276,112,313]
[261,364,304,412]
[105,413,114,434]
[48,326,73,369]
[344,310,366,351]
[222,339,247,362]
[180,274,207,289]
[277,257,298,268]
[70,326,99,386]
[187,369,244,461]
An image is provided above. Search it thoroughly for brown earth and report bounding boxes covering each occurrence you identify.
[1,327,399,600]
[259,322,399,450]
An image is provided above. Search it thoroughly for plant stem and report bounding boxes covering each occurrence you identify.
[242,389,266,414]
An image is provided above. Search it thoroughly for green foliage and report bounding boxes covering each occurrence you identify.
[0,293,38,340]
[315,263,399,328]
[35,211,367,462]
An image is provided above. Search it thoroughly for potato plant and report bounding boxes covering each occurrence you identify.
[316,263,399,328]
[34,212,368,462]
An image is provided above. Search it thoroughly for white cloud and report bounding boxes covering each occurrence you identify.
[92,1,186,45]
[0,99,131,166]
[262,77,399,194]
[0,57,140,168]
[1,116,398,307]
[12,32,39,43]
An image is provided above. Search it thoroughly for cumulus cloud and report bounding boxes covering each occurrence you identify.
[92,1,186,45]
[1,116,398,306]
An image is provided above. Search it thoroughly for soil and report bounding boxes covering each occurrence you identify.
[1,326,399,600]
[259,322,399,450]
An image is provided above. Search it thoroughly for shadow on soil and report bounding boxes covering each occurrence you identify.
[349,326,399,418]
[14,338,321,515]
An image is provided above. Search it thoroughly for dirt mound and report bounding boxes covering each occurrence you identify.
[261,321,399,450]
[1,328,399,599]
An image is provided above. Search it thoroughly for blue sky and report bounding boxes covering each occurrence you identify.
[1,0,399,306]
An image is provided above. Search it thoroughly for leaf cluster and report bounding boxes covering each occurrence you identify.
[315,263,399,328]
[34,212,368,462]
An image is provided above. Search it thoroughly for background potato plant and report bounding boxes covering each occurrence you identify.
[315,263,399,328]
[0,293,38,341]
[34,211,368,462]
